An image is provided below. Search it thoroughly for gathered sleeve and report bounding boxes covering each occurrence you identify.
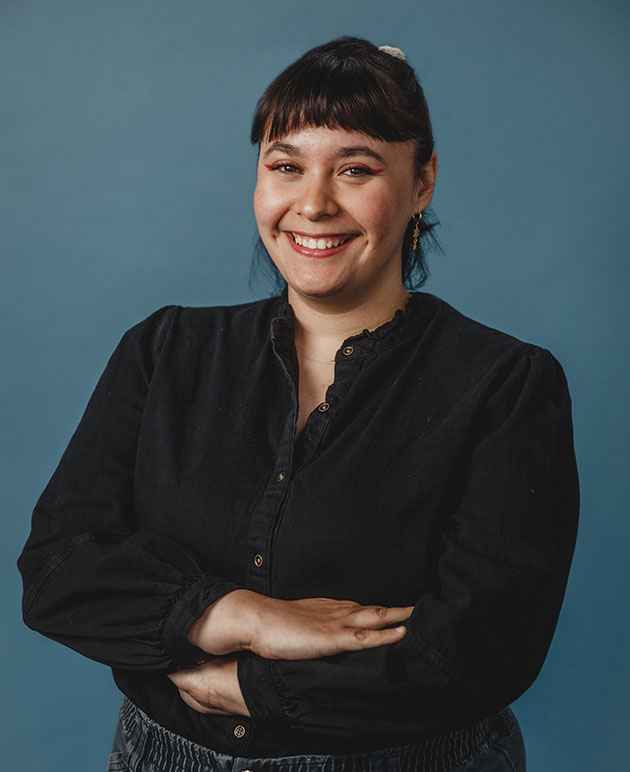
[236,345,580,736]
[16,306,244,672]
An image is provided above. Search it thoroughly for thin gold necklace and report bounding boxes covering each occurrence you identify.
[295,294,412,364]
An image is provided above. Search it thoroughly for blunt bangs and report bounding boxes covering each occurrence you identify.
[251,61,424,154]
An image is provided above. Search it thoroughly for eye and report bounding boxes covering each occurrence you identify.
[342,166,374,177]
[269,163,300,174]
[268,163,374,177]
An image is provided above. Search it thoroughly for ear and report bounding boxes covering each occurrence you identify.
[415,150,438,209]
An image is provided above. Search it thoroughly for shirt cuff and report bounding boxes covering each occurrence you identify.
[236,649,288,722]
[161,576,244,671]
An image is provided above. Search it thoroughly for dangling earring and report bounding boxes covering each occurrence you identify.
[411,211,423,252]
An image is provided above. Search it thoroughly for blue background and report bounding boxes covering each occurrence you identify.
[3,1,627,769]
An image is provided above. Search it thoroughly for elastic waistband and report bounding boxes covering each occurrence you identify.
[119,696,512,772]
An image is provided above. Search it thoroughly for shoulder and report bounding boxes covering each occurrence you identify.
[124,294,279,356]
[418,292,568,395]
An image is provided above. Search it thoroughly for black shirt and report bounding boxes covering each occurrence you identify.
[17,287,580,756]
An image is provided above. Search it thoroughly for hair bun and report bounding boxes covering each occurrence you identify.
[378,45,407,61]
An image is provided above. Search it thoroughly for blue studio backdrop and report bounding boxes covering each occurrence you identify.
[2,1,628,770]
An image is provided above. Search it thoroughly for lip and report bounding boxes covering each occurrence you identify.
[287,230,357,238]
[285,231,358,258]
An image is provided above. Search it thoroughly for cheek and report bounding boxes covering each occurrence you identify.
[358,192,401,240]
[254,180,287,228]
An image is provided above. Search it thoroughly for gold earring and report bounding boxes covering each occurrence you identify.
[411,211,423,252]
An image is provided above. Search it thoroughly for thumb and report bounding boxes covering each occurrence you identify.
[166,668,196,689]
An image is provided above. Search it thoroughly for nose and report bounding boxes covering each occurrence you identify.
[295,174,340,220]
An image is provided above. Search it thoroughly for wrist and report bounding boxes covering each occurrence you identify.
[226,589,263,652]
[187,589,262,654]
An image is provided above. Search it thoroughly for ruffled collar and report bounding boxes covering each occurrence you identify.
[271,284,430,348]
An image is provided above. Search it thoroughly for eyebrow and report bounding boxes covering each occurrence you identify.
[262,141,387,165]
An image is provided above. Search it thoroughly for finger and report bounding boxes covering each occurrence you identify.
[177,688,211,714]
[167,669,198,690]
[341,623,408,651]
[177,688,232,716]
[346,605,414,629]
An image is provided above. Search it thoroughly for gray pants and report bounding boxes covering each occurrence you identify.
[107,696,526,772]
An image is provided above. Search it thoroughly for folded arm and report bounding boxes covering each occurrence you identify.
[17,306,246,673]
[236,346,580,738]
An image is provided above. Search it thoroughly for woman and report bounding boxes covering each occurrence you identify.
[17,36,579,771]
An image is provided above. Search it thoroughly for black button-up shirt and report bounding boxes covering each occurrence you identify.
[17,287,580,756]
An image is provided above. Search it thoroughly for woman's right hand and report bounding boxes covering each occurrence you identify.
[245,594,414,661]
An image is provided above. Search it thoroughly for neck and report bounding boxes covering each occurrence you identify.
[289,285,411,361]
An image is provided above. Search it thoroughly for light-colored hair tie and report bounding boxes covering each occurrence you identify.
[378,45,407,61]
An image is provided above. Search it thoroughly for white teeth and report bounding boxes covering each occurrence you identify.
[292,233,351,249]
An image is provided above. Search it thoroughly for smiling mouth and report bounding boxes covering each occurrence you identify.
[285,231,359,258]
[288,232,357,249]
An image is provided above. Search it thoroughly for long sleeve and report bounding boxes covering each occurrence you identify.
[17,306,244,672]
[237,345,580,737]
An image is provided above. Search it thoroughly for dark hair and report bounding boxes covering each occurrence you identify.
[247,35,443,295]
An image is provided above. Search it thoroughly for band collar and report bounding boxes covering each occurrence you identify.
[270,284,433,350]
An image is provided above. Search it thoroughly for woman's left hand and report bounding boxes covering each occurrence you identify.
[166,655,251,717]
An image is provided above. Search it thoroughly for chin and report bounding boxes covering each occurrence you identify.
[290,279,351,300]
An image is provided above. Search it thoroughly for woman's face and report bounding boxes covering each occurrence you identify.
[254,125,436,303]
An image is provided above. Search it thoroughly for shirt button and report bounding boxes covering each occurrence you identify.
[342,345,354,356]
[276,471,285,482]
[253,553,264,568]
[233,724,247,738]
[317,401,330,412]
